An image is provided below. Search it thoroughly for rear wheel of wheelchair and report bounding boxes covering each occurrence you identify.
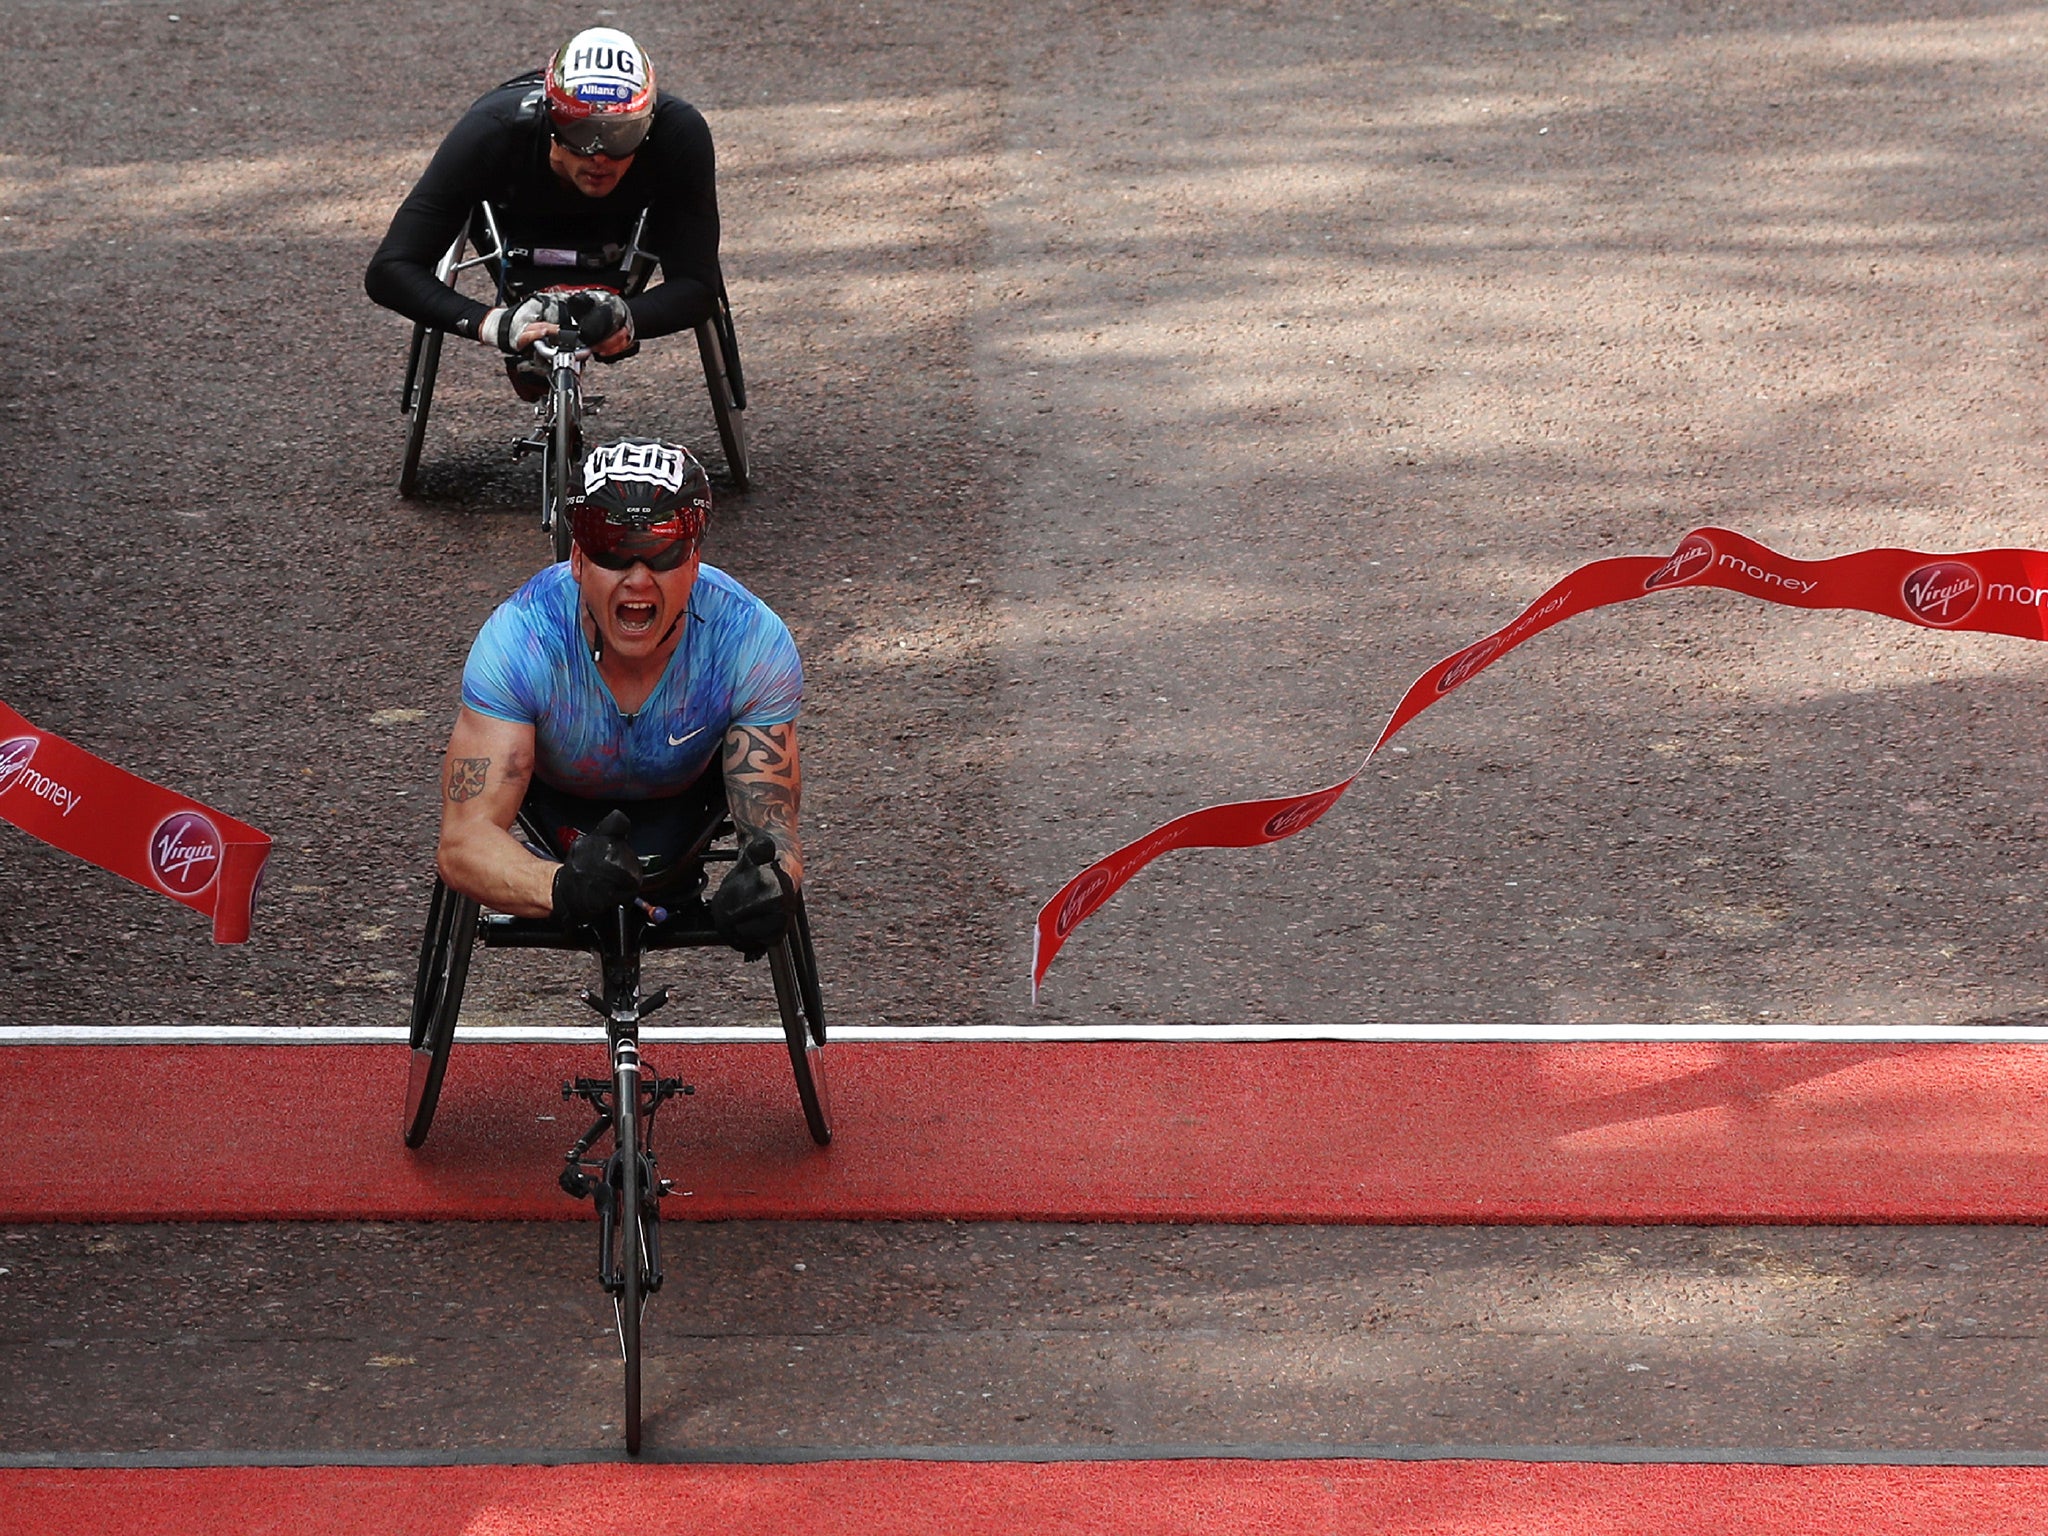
[399,324,444,498]
[769,911,830,1145]
[404,876,480,1148]
[696,317,750,493]
[793,899,826,1048]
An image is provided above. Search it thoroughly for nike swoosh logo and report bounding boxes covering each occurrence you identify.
[667,726,706,747]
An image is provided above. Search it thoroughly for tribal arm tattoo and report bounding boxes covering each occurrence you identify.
[722,722,803,883]
[445,756,491,803]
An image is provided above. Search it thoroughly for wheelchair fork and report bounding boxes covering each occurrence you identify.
[559,1065,688,1295]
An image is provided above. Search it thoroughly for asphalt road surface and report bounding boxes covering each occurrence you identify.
[5,0,2048,1465]
[7,1223,2048,1458]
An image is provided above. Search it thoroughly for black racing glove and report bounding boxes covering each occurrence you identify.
[711,836,794,959]
[562,289,632,348]
[550,810,642,929]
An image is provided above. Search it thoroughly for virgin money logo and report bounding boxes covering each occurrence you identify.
[0,735,37,794]
[150,811,222,896]
[1437,635,1506,694]
[1264,796,1332,839]
[1901,560,1983,627]
[1644,533,1716,592]
[1054,867,1115,938]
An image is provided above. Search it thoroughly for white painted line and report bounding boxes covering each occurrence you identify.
[7,1023,2048,1046]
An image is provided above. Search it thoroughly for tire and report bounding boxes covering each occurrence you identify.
[615,1047,645,1455]
[793,899,826,1048]
[770,928,831,1146]
[546,373,580,564]
[696,317,750,493]
[403,877,478,1148]
[399,325,444,499]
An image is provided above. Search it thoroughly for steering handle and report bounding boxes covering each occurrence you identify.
[534,326,587,363]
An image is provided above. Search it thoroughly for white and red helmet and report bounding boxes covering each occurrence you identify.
[544,27,656,158]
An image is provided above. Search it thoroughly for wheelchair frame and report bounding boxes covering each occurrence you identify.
[404,794,830,1156]
[402,792,828,1453]
[396,200,751,504]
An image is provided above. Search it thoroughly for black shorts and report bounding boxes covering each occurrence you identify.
[518,769,726,899]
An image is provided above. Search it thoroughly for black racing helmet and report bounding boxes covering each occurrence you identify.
[570,439,711,571]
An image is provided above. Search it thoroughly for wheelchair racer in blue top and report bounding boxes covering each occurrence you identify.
[435,438,798,953]
[365,26,720,392]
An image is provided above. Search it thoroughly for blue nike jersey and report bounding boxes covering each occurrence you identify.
[461,562,802,798]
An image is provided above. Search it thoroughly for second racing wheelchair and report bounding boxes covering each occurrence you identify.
[396,196,751,541]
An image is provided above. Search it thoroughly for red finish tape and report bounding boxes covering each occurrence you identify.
[1031,527,2048,994]
[0,700,271,944]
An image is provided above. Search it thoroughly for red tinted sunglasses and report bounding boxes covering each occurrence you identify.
[573,509,699,571]
[581,539,696,573]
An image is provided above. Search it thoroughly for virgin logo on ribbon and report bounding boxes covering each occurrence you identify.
[1437,592,1570,697]
[1901,561,1982,627]
[0,735,36,794]
[1644,532,1715,591]
[0,700,269,944]
[150,810,223,896]
[1436,634,1508,696]
[1031,527,2048,995]
[1265,788,1343,839]
[1054,867,1116,939]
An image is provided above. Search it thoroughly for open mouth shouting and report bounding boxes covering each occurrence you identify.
[615,595,660,638]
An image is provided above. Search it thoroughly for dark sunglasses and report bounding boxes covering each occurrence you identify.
[552,116,652,160]
[579,537,697,573]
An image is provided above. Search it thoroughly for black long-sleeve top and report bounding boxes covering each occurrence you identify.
[365,78,720,341]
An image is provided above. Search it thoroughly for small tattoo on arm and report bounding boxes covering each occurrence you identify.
[447,757,491,803]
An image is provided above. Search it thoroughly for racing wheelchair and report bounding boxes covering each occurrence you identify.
[396,198,751,545]
[402,770,827,1454]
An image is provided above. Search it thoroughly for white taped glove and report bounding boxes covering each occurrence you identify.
[486,295,554,353]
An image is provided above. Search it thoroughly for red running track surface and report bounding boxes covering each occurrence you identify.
[8,1040,2048,1223]
[10,1460,2048,1535]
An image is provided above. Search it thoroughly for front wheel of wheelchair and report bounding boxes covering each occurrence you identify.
[614,1051,647,1454]
[695,314,750,493]
[398,324,444,499]
[404,876,480,1148]
[768,900,830,1146]
[544,372,582,563]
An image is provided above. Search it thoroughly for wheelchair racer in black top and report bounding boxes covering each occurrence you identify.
[364,26,721,376]
[435,439,800,955]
